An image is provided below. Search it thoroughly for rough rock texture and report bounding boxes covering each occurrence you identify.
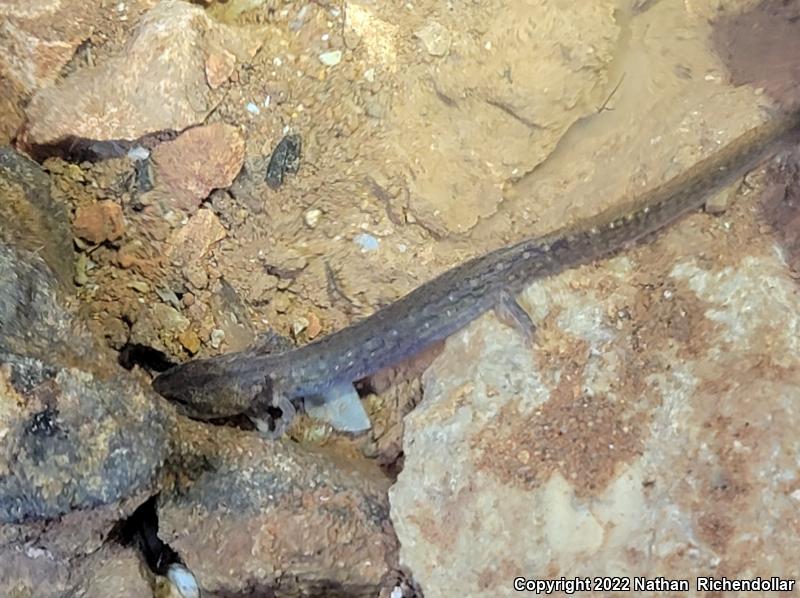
[391,191,800,595]
[0,153,171,521]
[0,502,146,597]
[0,147,74,288]
[0,147,172,593]
[152,124,245,212]
[0,242,170,513]
[389,139,800,597]
[0,0,160,143]
[0,0,94,142]
[71,544,153,598]
[379,0,620,233]
[21,0,263,154]
[73,199,126,244]
[388,2,800,595]
[159,421,398,596]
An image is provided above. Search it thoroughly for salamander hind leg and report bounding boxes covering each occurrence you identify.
[494,290,537,347]
[304,381,371,434]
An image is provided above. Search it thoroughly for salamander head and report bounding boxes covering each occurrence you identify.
[152,357,266,420]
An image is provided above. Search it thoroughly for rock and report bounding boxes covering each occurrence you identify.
[208,329,225,349]
[67,544,153,598]
[414,21,451,57]
[0,80,25,145]
[20,0,263,155]
[182,263,208,291]
[0,0,133,96]
[319,50,343,66]
[73,200,125,244]
[0,231,169,592]
[389,183,800,595]
[291,316,309,338]
[204,48,237,90]
[178,329,201,355]
[208,279,254,352]
[304,207,322,228]
[306,312,322,339]
[129,302,190,353]
[0,171,168,526]
[0,242,171,523]
[0,147,73,288]
[0,508,157,597]
[166,209,227,268]
[344,3,399,69]
[151,123,245,212]
[0,0,141,143]
[158,422,399,596]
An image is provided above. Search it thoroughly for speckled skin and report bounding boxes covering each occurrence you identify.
[153,108,800,422]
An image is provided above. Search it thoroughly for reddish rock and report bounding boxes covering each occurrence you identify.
[0,0,97,95]
[159,422,399,596]
[152,123,245,211]
[21,0,263,151]
[306,311,322,339]
[73,200,125,244]
[205,48,236,89]
[0,0,158,144]
[166,209,226,268]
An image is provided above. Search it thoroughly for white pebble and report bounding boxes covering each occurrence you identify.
[304,208,322,228]
[319,50,343,66]
[210,329,225,349]
[167,564,200,598]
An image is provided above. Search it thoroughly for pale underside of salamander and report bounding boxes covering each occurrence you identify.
[153,106,800,437]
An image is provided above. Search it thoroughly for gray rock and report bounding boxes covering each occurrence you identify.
[0,163,170,523]
[0,147,73,289]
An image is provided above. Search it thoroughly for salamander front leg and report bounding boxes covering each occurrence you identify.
[304,381,371,433]
[248,376,297,440]
[494,290,536,347]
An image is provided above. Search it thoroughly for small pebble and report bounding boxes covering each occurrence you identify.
[704,187,733,215]
[319,50,343,66]
[354,233,379,251]
[292,316,310,338]
[414,21,451,56]
[166,563,200,598]
[272,294,290,313]
[74,253,89,286]
[155,287,181,309]
[304,208,322,228]
[127,280,150,293]
[210,328,226,349]
[178,329,201,354]
[246,102,261,115]
[306,312,322,339]
[182,292,195,307]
